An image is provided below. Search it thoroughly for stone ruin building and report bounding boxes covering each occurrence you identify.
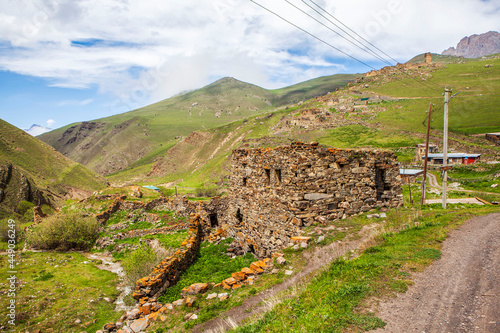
[223,142,403,258]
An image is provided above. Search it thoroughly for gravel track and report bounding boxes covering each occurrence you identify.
[371,213,500,333]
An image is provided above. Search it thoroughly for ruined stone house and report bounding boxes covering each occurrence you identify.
[224,142,403,258]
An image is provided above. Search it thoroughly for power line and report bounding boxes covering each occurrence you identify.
[307,0,400,65]
[249,0,377,70]
[303,0,445,93]
[251,0,444,95]
[300,0,394,67]
[285,0,393,67]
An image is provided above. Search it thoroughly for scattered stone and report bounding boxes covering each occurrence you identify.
[291,236,311,244]
[293,244,300,250]
[126,309,140,320]
[232,271,246,282]
[491,184,498,188]
[276,257,286,265]
[184,313,194,321]
[379,212,387,218]
[316,235,325,243]
[75,319,81,324]
[116,321,123,328]
[181,282,209,296]
[141,302,151,315]
[103,297,113,303]
[241,267,255,275]
[271,268,279,274]
[129,317,149,333]
[190,314,198,320]
[172,299,185,306]
[104,323,116,331]
[206,293,218,300]
[285,270,293,275]
[218,293,229,301]
[185,296,196,307]
[222,277,237,289]
[300,242,308,249]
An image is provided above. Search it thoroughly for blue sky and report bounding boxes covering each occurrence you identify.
[0,0,499,132]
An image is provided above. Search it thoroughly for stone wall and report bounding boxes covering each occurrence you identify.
[132,213,205,301]
[226,142,403,257]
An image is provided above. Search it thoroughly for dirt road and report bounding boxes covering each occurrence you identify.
[371,213,500,333]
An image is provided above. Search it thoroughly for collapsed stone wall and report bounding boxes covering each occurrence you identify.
[94,195,201,225]
[226,142,403,257]
[132,213,206,301]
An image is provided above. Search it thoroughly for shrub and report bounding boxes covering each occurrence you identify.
[26,213,102,251]
[17,201,35,221]
[121,245,163,286]
[194,185,219,198]
[17,201,35,214]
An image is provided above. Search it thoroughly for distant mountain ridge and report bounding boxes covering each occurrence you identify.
[39,74,357,175]
[25,124,52,136]
[442,31,500,58]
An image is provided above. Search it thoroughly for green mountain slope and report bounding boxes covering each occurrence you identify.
[106,55,500,188]
[38,75,358,175]
[0,119,108,214]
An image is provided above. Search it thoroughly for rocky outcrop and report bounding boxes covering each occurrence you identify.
[442,31,500,58]
[0,163,50,212]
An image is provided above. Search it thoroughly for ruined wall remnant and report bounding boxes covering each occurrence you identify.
[226,142,403,257]
[133,213,206,301]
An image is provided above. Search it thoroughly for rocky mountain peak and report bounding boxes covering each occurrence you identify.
[442,31,500,58]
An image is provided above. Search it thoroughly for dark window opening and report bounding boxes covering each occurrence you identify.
[243,177,247,186]
[375,168,389,201]
[236,208,243,224]
[248,244,255,254]
[264,169,271,185]
[209,213,219,228]
[275,169,282,184]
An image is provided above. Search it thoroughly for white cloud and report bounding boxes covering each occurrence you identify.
[56,99,94,107]
[46,119,56,127]
[0,0,499,110]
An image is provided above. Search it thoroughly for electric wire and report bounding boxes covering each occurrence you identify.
[251,0,451,105]
[249,0,378,70]
[303,0,445,92]
[249,0,379,71]
[307,0,400,65]
[285,0,393,67]
[299,0,394,67]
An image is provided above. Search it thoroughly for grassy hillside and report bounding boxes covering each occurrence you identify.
[39,75,358,175]
[0,119,108,213]
[106,55,500,189]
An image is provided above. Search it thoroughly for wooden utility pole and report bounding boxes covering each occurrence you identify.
[420,102,433,205]
[442,88,450,209]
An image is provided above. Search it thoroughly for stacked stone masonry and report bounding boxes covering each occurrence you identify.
[227,142,403,257]
[132,213,205,301]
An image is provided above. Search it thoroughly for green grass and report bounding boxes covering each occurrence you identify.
[231,206,499,333]
[0,252,120,333]
[158,238,255,304]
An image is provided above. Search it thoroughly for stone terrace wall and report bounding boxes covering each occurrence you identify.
[227,142,403,257]
[132,213,205,301]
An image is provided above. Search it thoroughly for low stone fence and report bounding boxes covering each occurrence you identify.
[94,196,201,225]
[132,213,205,301]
